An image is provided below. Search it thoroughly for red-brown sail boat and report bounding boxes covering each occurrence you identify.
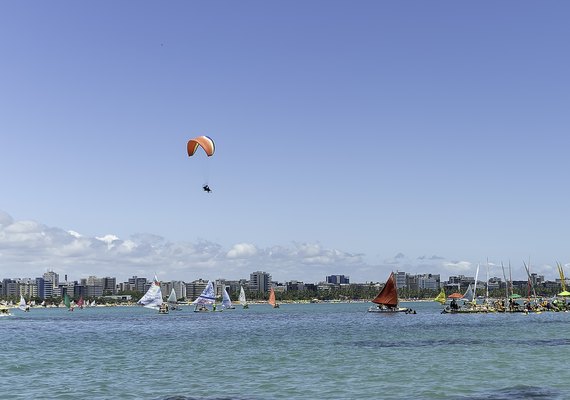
[368,272,409,313]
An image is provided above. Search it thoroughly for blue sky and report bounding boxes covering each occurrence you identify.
[1,1,569,283]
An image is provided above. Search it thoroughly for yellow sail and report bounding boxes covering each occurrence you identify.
[434,288,446,304]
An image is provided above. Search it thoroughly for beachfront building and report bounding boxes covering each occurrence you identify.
[186,279,209,301]
[326,275,350,284]
[128,276,148,293]
[416,274,441,291]
[250,271,271,293]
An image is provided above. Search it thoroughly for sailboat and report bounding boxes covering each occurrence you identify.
[137,276,165,313]
[18,295,30,312]
[64,293,74,311]
[167,288,180,311]
[76,296,85,309]
[463,284,475,303]
[268,287,279,308]
[192,280,216,312]
[434,288,446,305]
[222,287,234,309]
[239,286,249,309]
[368,272,409,313]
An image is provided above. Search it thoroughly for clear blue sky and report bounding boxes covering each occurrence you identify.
[1,1,569,283]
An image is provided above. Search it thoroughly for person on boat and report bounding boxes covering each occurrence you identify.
[202,184,211,193]
[450,299,459,310]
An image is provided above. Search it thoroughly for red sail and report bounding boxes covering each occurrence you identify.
[371,272,398,307]
[268,287,277,307]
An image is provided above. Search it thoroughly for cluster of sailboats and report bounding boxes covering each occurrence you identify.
[366,263,570,315]
[435,262,570,314]
[0,294,99,315]
[137,277,264,314]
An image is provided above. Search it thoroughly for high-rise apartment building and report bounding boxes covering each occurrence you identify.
[250,271,271,293]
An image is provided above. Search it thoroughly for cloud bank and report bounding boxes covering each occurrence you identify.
[0,211,557,283]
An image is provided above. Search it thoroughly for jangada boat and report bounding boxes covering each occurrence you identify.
[368,272,410,313]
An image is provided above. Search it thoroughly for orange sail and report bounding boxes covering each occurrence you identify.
[268,287,277,308]
[371,272,399,307]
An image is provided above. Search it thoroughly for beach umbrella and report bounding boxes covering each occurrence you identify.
[509,294,522,299]
[448,293,463,299]
[557,291,570,297]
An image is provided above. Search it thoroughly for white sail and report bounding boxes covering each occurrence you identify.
[239,286,247,305]
[463,284,474,302]
[167,288,177,304]
[18,295,27,311]
[192,281,215,305]
[222,287,232,309]
[138,277,163,310]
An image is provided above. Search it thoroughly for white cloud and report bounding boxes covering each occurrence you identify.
[226,243,257,259]
[442,260,473,273]
[0,210,551,283]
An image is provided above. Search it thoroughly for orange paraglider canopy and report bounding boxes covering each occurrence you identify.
[187,136,215,157]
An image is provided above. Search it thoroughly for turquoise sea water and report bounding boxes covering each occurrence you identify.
[1,302,569,400]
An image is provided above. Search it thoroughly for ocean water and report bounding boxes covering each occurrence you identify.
[1,302,569,400]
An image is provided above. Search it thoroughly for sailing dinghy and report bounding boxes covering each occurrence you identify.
[167,288,180,311]
[268,287,279,308]
[192,281,216,312]
[222,287,234,309]
[239,286,249,309]
[137,276,164,313]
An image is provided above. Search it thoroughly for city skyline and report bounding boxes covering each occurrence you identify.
[0,261,560,288]
[2,3,570,283]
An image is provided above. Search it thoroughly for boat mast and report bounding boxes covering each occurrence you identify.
[501,261,509,303]
[473,264,480,305]
[486,258,490,302]
[523,258,537,301]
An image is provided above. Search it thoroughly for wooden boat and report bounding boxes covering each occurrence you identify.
[368,272,409,313]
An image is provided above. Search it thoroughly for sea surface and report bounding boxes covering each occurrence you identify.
[1,301,569,400]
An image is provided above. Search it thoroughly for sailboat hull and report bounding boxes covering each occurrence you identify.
[367,306,409,313]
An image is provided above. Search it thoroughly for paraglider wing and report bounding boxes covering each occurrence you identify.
[187,136,215,157]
